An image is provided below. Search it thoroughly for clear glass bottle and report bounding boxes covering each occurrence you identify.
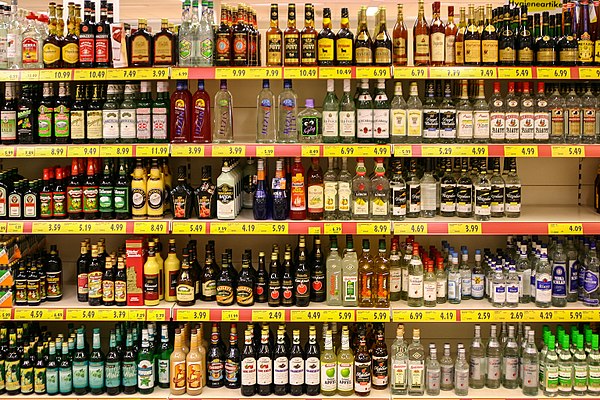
[489,158,505,218]
[447,252,461,304]
[352,158,371,220]
[548,84,566,143]
[572,335,587,396]
[459,249,472,300]
[407,244,423,307]
[439,82,456,143]
[337,327,354,396]
[278,79,298,143]
[473,80,490,143]
[407,329,425,396]
[502,325,519,389]
[298,98,322,143]
[213,79,234,143]
[534,82,551,142]
[356,79,373,143]
[544,336,559,397]
[337,158,352,220]
[439,158,456,217]
[323,158,338,220]
[406,82,422,143]
[256,80,276,143]
[423,260,436,307]
[373,79,390,144]
[522,330,539,396]
[491,262,506,307]
[565,85,582,144]
[505,263,519,307]
[557,335,573,396]
[391,325,408,395]
[390,159,407,221]
[435,258,448,304]
[586,334,600,396]
[339,79,356,143]
[341,236,358,307]
[370,158,389,220]
[456,80,474,143]
[489,81,506,143]
[582,84,598,143]
[582,242,600,307]
[440,343,454,391]
[535,246,552,308]
[197,0,214,66]
[391,82,408,143]
[406,159,421,218]
[426,345,441,396]
[473,158,492,221]
[551,241,568,307]
[505,82,520,142]
[456,158,473,218]
[519,82,535,142]
[420,158,437,218]
[422,81,440,143]
[326,236,342,306]
[322,79,340,143]
[454,347,469,396]
[486,324,501,388]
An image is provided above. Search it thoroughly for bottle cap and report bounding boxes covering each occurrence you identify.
[305,98,314,108]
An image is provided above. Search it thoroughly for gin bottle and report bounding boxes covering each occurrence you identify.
[391,324,408,395]
[213,80,233,143]
[486,324,501,388]
[505,82,520,142]
[519,82,535,142]
[581,85,597,144]
[339,79,356,143]
[439,82,456,143]
[407,329,425,396]
[390,159,407,221]
[256,80,276,143]
[425,345,441,396]
[447,253,461,304]
[454,348,469,396]
[521,330,539,396]
[505,262,519,307]
[322,79,339,143]
[422,81,440,143]
[565,85,582,144]
[277,79,298,143]
[440,343,454,391]
[535,246,552,308]
[490,157,505,218]
[534,82,550,142]
[298,99,322,143]
[469,325,485,389]
[548,84,566,143]
[439,158,456,217]
[407,244,423,307]
[502,325,519,389]
[391,82,408,143]
[456,158,473,218]
[420,158,436,218]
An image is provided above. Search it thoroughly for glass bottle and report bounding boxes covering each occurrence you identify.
[371,159,390,220]
[354,332,371,396]
[352,158,370,220]
[277,79,298,143]
[265,3,282,66]
[413,0,430,65]
[406,82,423,143]
[256,80,276,143]
[456,80,474,143]
[213,79,233,143]
[322,79,339,143]
[336,8,354,66]
[191,79,211,143]
[317,7,335,66]
[299,4,316,66]
[356,79,373,143]
[408,329,425,395]
[298,99,321,143]
[390,82,408,143]
[355,6,372,66]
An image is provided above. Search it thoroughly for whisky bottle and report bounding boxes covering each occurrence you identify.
[317,7,335,65]
[129,19,153,67]
[266,4,282,66]
[373,7,392,65]
[430,2,445,66]
[299,4,316,66]
[355,6,373,66]
[336,7,354,66]
[413,0,430,66]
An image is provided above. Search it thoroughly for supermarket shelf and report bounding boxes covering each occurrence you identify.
[3,66,599,82]
[0,220,170,235]
[0,143,596,159]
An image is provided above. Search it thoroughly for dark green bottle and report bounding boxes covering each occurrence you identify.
[72,330,88,395]
[99,160,115,219]
[122,330,137,394]
[33,345,46,394]
[136,329,154,394]
[58,342,72,395]
[89,328,105,394]
[114,160,131,220]
[105,330,121,395]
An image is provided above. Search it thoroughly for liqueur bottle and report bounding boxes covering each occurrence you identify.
[336,8,354,66]
[317,8,335,65]
[171,166,194,219]
[464,4,481,65]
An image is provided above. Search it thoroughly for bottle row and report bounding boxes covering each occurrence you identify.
[11,0,600,69]
[6,79,600,146]
[12,232,600,311]
[0,320,599,397]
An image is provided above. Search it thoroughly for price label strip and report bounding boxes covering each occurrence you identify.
[175,309,210,321]
[133,221,169,234]
[393,310,457,322]
[210,222,288,235]
[536,67,570,79]
[318,67,352,79]
[448,223,482,235]
[250,67,282,79]
[548,223,583,235]
[90,222,127,234]
[172,222,207,234]
[0,70,20,81]
[504,145,538,157]
[422,145,488,157]
[136,144,169,157]
[252,310,285,322]
[356,310,390,322]
[67,145,100,157]
[284,67,318,79]
[66,309,105,320]
[171,144,205,157]
[14,308,64,320]
[216,67,251,79]
[551,145,585,157]
[356,223,391,235]
[40,69,73,81]
[393,223,428,235]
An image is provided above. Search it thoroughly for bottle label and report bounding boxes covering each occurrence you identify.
[584,270,600,305]
[152,109,168,140]
[574,364,587,391]
[372,189,389,216]
[567,108,582,139]
[535,273,552,303]
[505,185,521,213]
[409,183,421,213]
[217,284,234,305]
[391,185,407,216]
[414,34,429,64]
[43,42,61,64]
[87,270,103,300]
[441,364,454,386]
[121,361,137,388]
[318,37,335,61]
[83,185,99,214]
[61,42,79,65]
[408,274,423,299]
[464,39,481,63]
[208,358,224,384]
[534,111,550,140]
[551,108,565,138]
[72,361,89,389]
[353,189,369,215]
[423,109,440,139]
[266,35,281,65]
[257,356,272,385]
[322,110,338,137]
[552,262,567,298]
[58,368,72,392]
[506,282,519,304]
[559,364,573,389]
[114,187,130,213]
[217,183,235,218]
[440,109,457,138]
[491,185,505,214]
[407,109,422,137]
[187,360,203,389]
[119,109,136,139]
[436,276,447,299]
[137,359,154,389]
[170,360,186,389]
[99,186,114,213]
[102,279,115,302]
[79,33,95,63]
[177,283,195,302]
[338,182,351,212]
[492,282,506,303]
[343,276,357,302]
[1,110,17,141]
[373,108,390,139]
[89,361,105,390]
[337,38,353,62]
[355,47,372,65]
[355,360,371,393]
[70,110,85,140]
[23,193,36,218]
[290,173,306,212]
[21,37,39,64]
[393,362,407,389]
[307,184,324,214]
[324,181,337,212]
[408,362,424,390]
[242,357,257,386]
[340,111,356,137]
[475,186,491,216]
[136,108,152,140]
[423,281,436,302]
[522,363,538,389]
[337,361,353,391]
[589,365,600,391]
[440,183,456,212]
[490,112,506,140]
[321,361,337,390]
[86,110,103,140]
[115,279,126,303]
[46,368,59,393]
[144,273,159,301]
[299,34,315,64]
[357,109,373,139]
[37,105,52,138]
[455,368,469,391]
[95,37,110,63]
[457,110,474,139]
[391,109,407,137]
[474,111,490,139]
[305,356,320,385]
[300,116,319,138]
[430,32,445,62]
[482,40,499,63]
[503,356,518,383]
[568,259,579,295]
[456,184,472,213]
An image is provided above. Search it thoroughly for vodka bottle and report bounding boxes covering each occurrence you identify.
[586,334,600,396]
[519,82,535,142]
[459,249,471,300]
[420,159,436,218]
[491,263,506,307]
[565,238,579,302]
[471,250,485,300]
[486,324,501,388]
[469,325,485,389]
[565,86,582,144]
[534,82,551,142]
[505,82,520,142]
[473,158,492,221]
[439,343,454,391]
[277,80,298,143]
[447,252,461,304]
[407,244,424,307]
[521,330,539,396]
[490,157,505,218]
[489,81,505,143]
[454,348,469,396]
[406,82,422,143]
[213,80,234,143]
[582,242,600,306]
[548,84,566,143]
[7,0,20,69]
[422,81,440,143]
[178,0,193,66]
[425,345,441,396]
[256,80,276,143]
[473,79,490,143]
[439,82,456,143]
[189,0,201,66]
[535,246,552,308]
[502,325,519,389]
[516,246,532,303]
[456,80,473,143]
[505,262,519,307]
[551,241,568,307]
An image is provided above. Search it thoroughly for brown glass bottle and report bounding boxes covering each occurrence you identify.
[371,328,389,389]
[43,2,62,68]
[464,4,481,65]
[317,7,335,65]
[413,0,430,66]
[153,18,174,66]
[215,6,232,66]
[176,254,195,306]
[393,4,408,65]
[62,3,79,68]
[354,333,371,396]
[430,2,445,66]
[355,6,373,66]
[300,4,317,66]
[283,4,300,66]
[232,5,249,66]
[129,18,153,67]
[481,4,498,65]
[373,7,392,65]
[336,7,354,65]
[445,6,458,65]
[266,3,282,66]
[455,7,467,65]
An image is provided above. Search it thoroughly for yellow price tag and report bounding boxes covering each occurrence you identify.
[355,67,390,79]
[74,69,107,81]
[68,145,99,157]
[0,147,14,157]
[40,69,73,81]
[176,309,210,321]
[393,223,427,235]
[308,226,322,235]
[32,222,66,234]
[222,310,239,321]
[0,70,19,81]
[356,310,390,322]
[107,68,142,80]
[579,67,600,79]
[256,146,275,157]
[15,147,35,158]
[20,70,40,81]
[285,67,318,79]
[460,310,496,322]
[250,67,282,79]
[6,222,23,233]
[93,222,127,234]
[356,223,390,235]
[172,222,207,234]
[319,67,352,79]
[212,222,288,235]
[433,67,495,78]
[134,221,168,234]
[498,67,532,79]
[422,145,488,157]
[33,146,67,158]
[393,67,427,79]
[537,67,570,79]
[216,67,250,79]
[353,145,390,157]
[323,145,358,157]
[504,145,538,157]
[66,309,101,320]
[14,308,63,320]
[127,309,147,321]
[136,144,169,157]
[252,310,285,321]
[0,309,11,319]
[101,145,133,157]
[0,223,6,234]
[291,310,328,322]
[136,67,169,80]
[393,145,413,157]
[553,310,597,322]
[323,223,343,235]
[106,309,129,320]
[212,145,246,157]
[548,223,583,235]
[171,144,205,157]
[551,145,585,157]
[393,310,457,322]
[448,223,482,235]
[171,67,189,79]
[147,309,169,321]
[302,145,321,157]
[322,310,355,322]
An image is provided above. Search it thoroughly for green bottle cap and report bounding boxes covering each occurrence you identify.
[548,335,555,351]
[562,335,569,350]
[593,334,599,350]
[577,334,584,350]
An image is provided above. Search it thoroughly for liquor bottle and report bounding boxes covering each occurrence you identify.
[373,79,390,143]
[152,82,169,142]
[352,158,370,219]
[268,251,281,307]
[430,2,445,66]
[355,6,372,65]
[0,82,16,146]
[406,82,423,143]
[481,5,498,64]
[390,159,407,221]
[43,3,61,68]
[236,254,254,306]
[213,5,231,66]
[322,80,339,143]
[16,85,34,144]
[390,82,408,143]
[358,239,374,307]
[37,83,53,144]
[413,0,430,65]
[231,6,248,66]
[58,342,72,395]
[317,7,335,65]
[284,4,300,66]
[565,86,582,143]
[170,81,192,143]
[534,82,550,142]
[498,6,515,65]
[135,82,153,143]
[95,1,111,67]
[295,240,311,307]
[281,251,295,306]
[393,5,408,65]
[129,19,152,67]
[517,6,534,65]
[519,82,535,142]
[102,256,115,306]
[78,1,95,67]
[198,3,213,67]
[407,244,424,306]
[311,237,327,302]
[240,329,257,396]
[323,158,338,220]
[443,7,457,65]
[86,85,104,144]
[374,240,390,309]
[373,7,392,65]
[122,330,137,394]
[406,159,421,217]
[298,98,322,142]
[257,328,273,395]
[289,157,306,219]
[464,4,481,65]
[271,329,289,395]
[337,8,354,65]
[578,0,594,65]
[371,159,390,219]
[425,345,440,395]
[423,81,440,142]
[354,331,371,396]
[407,329,425,395]
[213,80,233,143]
[278,79,298,143]
[256,80,276,143]
[342,236,359,306]
[455,7,467,64]
[176,254,195,306]
[306,157,324,220]
[320,329,336,395]
[536,12,555,65]
[186,329,203,394]
[356,80,373,143]
[265,4,282,66]
[558,9,577,66]
[456,80,474,142]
